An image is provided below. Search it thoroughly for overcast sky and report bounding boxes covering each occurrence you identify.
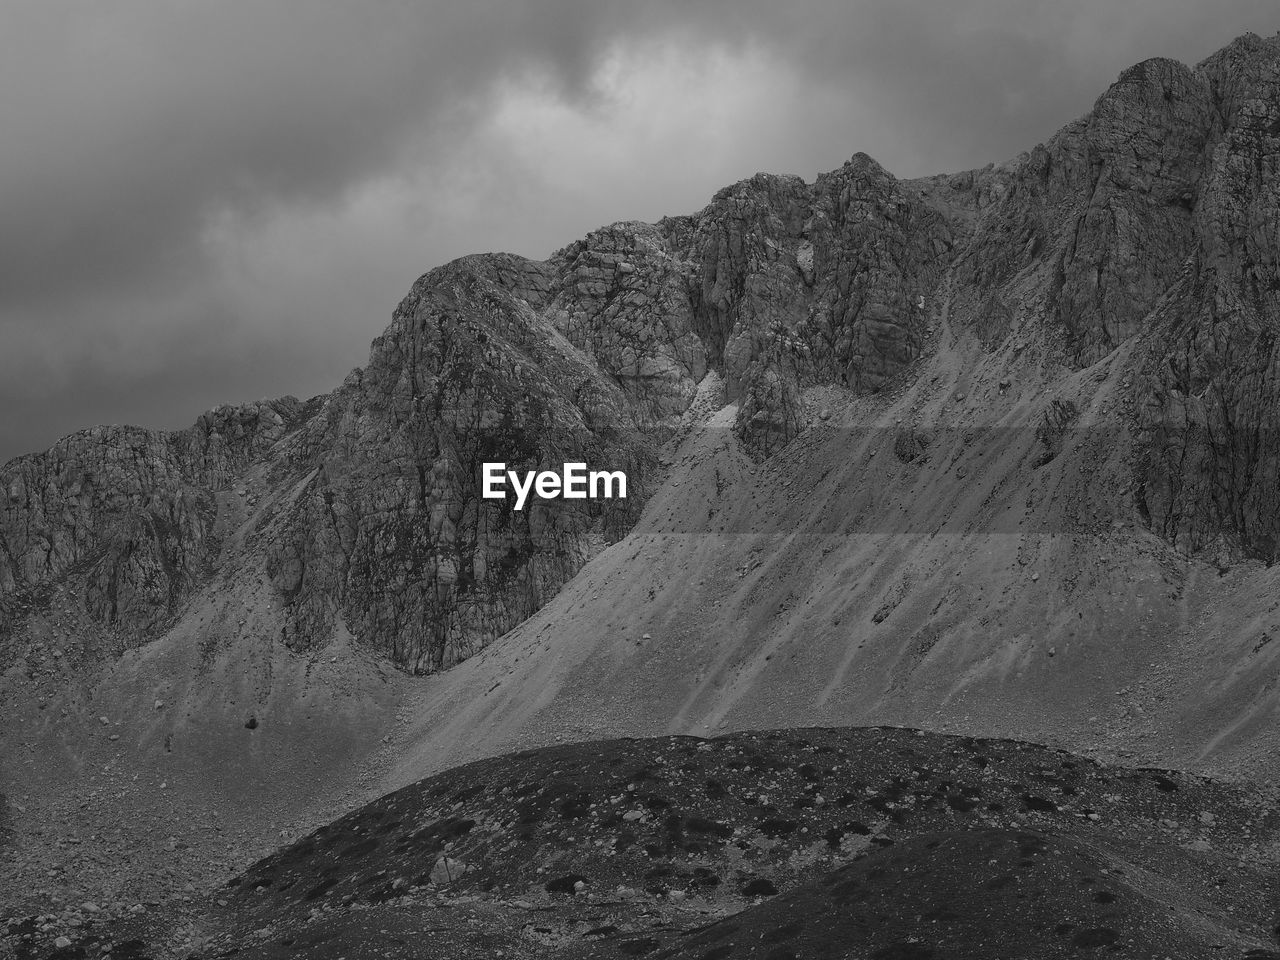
[1,2,1275,463]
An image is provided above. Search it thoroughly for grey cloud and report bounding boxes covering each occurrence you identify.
[1,0,1276,462]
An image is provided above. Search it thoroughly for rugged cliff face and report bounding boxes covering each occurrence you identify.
[0,399,308,643]
[262,255,656,673]
[3,33,1280,678]
[1133,36,1280,562]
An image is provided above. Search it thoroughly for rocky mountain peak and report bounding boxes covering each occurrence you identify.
[4,32,1280,678]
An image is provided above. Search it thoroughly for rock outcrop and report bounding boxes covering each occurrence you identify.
[733,362,806,456]
[264,255,654,673]
[1132,35,1280,562]
[948,56,1210,362]
[0,398,309,644]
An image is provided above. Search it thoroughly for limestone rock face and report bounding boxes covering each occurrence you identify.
[264,255,653,673]
[684,172,812,387]
[733,363,806,457]
[1133,35,1280,562]
[672,159,957,395]
[4,33,1280,671]
[941,33,1280,564]
[950,57,1212,362]
[546,222,706,431]
[804,155,956,391]
[0,397,308,643]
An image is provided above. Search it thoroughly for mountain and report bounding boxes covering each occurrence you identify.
[3,29,1280,956]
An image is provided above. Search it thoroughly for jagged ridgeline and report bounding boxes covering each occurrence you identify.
[2,33,1278,674]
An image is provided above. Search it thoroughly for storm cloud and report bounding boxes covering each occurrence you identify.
[2,0,1275,462]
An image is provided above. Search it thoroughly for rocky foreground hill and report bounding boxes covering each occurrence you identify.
[3,29,1280,954]
[9,729,1280,958]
